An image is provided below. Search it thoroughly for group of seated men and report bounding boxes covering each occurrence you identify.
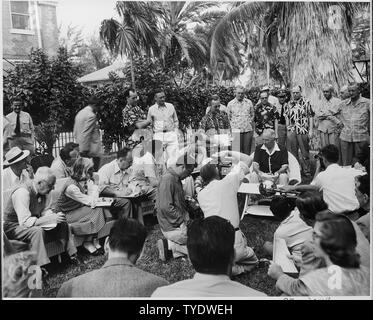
[2,137,166,265]
[2,103,370,297]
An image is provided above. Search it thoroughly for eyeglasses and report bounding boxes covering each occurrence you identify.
[312,231,323,241]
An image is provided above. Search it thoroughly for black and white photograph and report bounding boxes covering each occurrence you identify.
[1,0,371,305]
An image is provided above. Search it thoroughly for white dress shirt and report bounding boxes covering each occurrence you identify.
[98,159,134,191]
[311,164,361,213]
[274,209,312,258]
[11,183,39,228]
[3,167,30,192]
[132,151,157,179]
[151,272,266,297]
[198,162,249,229]
[65,182,98,207]
[147,102,179,133]
[50,157,70,179]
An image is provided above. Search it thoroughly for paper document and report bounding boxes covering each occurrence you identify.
[273,237,298,274]
[238,183,260,194]
[40,222,57,231]
[243,205,274,217]
[95,197,114,207]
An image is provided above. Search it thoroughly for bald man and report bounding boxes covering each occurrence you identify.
[317,84,342,149]
[338,83,370,166]
[4,167,77,266]
[248,129,289,186]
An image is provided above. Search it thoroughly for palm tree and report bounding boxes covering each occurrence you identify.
[99,1,163,89]
[157,1,221,82]
[211,2,368,96]
[193,9,245,85]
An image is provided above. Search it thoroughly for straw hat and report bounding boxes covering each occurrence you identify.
[3,147,30,166]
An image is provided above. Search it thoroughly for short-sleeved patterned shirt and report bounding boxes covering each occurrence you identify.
[226,98,254,132]
[339,96,370,142]
[122,104,148,148]
[284,97,315,134]
[254,102,279,135]
[199,111,231,134]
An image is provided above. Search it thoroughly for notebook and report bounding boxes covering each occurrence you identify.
[273,237,298,274]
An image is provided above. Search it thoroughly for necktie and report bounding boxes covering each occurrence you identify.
[14,113,21,135]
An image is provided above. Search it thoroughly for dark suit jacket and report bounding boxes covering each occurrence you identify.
[57,257,168,297]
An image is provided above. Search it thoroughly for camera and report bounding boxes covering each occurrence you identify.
[314,153,325,170]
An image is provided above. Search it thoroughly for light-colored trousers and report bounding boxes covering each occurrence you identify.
[161,222,188,258]
[153,131,179,165]
[287,132,311,175]
[232,230,258,276]
[4,222,77,266]
[247,171,289,186]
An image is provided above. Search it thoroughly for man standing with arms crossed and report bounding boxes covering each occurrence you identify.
[338,83,370,166]
[316,84,342,149]
[227,85,254,155]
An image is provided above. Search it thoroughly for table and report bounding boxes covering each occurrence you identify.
[238,183,277,218]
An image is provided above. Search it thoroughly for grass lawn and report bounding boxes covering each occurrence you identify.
[43,152,316,297]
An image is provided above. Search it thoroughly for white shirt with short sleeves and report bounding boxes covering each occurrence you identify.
[198,162,248,229]
[311,164,361,213]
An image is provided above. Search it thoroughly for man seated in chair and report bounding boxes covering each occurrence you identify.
[3,147,31,192]
[98,147,156,219]
[248,129,289,186]
[3,167,77,267]
[50,142,79,179]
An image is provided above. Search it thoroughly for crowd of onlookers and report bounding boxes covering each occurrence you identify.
[2,82,370,298]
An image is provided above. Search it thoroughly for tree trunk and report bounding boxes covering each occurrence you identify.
[266,56,270,86]
[130,56,136,90]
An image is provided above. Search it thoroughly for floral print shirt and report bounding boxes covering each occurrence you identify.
[254,102,279,135]
[284,97,315,134]
[122,104,148,148]
[227,98,254,132]
[199,110,231,134]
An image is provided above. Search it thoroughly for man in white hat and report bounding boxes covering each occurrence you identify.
[3,147,31,192]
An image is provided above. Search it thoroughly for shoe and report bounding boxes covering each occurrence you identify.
[69,254,80,265]
[83,242,98,255]
[92,238,102,250]
[41,267,49,278]
[157,239,172,262]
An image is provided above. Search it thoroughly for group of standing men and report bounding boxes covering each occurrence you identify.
[199,83,370,177]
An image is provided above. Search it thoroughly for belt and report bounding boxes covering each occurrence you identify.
[234,227,240,232]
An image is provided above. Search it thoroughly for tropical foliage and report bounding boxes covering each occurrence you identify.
[93,56,236,152]
[3,48,88,153]
[210,2,369,95]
